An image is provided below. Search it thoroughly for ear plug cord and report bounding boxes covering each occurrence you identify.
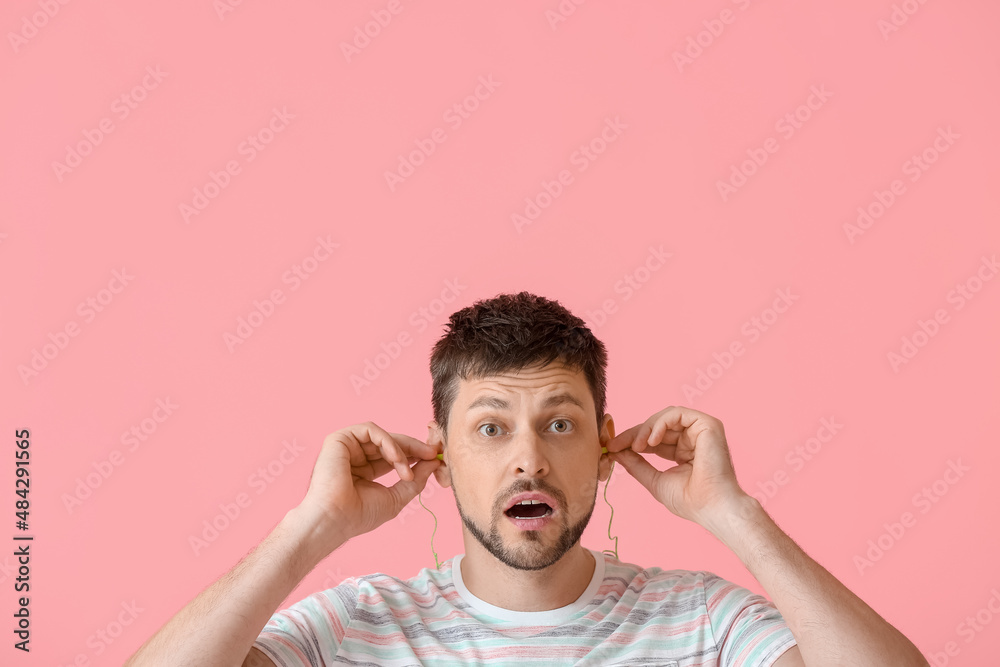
[417,490,441,570]
[601,453,620,562]
[420,447,620,570]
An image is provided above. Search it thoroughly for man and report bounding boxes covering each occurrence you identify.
[125,291,927,666]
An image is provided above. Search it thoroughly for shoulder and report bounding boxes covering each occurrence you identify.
[348,562,455,604]
[600,554,718,604]
[604,554,717,585]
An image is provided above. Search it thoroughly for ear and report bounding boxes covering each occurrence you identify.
[598,414,615,483]
[427,420,453,489]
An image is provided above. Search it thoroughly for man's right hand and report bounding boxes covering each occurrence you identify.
[126,421,441,667]
[295,422,443,548]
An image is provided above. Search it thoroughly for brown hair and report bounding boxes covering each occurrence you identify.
[430,291,608,442]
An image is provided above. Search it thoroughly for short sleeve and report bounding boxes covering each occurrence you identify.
[703,572,798,667]
[252,582,359,667]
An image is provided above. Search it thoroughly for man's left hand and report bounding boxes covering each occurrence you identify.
[606,405,750,527]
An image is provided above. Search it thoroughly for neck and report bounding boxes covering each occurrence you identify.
[459,542,596,612]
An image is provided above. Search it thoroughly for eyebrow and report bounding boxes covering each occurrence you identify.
[466,392,586,414]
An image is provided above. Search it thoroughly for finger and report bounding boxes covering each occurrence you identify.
[356,434,417,480]
[633,424,653,452]
[360,440,416,466]
[406,455,438,467]
[387,432,427,454]
[342,422,393,465]
[348,423,412,481]
[367,428,414,481]
[352,456,395,481]
[647,423,683,448]
[387,458,441,509]
[386,432,442,478]
[610,448,661,492]
[635,423,673,453]
[658,405,707,433]
[606,424,642,452]
[390,432,441,459]
[324,428,380,481]
[642,443,678,462]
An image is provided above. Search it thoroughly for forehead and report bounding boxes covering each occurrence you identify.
[454,361,592,413]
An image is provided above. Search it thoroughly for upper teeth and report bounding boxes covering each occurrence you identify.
[515,499,543,506]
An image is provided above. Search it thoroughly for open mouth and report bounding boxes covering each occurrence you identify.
[504,500,553,520]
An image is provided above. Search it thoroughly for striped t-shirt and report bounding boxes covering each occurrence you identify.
[253,547,797,666]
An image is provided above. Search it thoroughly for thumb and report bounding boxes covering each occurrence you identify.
[390,458,441,510]
[612,449,659,494]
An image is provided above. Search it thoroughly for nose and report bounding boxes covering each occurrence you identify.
[510,430,553,474]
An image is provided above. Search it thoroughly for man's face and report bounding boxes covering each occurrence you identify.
[428,360,614,571]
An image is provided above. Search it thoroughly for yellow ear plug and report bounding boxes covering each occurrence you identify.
[436,447,609,460]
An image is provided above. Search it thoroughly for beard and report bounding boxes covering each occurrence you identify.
[451,471,599,571]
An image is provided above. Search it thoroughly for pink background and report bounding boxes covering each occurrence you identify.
[2,0,999,664]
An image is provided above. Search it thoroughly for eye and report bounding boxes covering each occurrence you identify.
[478,423,503,437]
[550,419,572,433]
